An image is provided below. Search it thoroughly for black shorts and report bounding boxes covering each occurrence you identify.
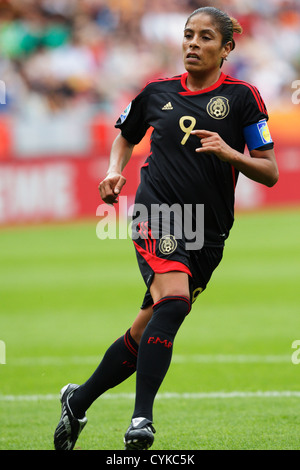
[133,220,223,309]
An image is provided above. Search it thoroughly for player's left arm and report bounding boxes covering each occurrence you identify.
[192,130,279,188]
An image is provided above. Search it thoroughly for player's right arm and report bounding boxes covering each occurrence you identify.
[99,133,135,205]
[100,85,150,205]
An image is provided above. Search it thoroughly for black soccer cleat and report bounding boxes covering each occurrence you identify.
[124,417,156,450]
[54,383,87,450]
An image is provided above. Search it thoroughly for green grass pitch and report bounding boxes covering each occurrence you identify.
[1,208,300,450]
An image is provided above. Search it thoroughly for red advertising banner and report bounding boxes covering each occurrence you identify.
[0,109,299,226]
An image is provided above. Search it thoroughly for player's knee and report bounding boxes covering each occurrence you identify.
[150,272,190,305]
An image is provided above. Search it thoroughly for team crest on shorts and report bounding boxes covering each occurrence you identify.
[159,235,177,255]
[207,96,230,120]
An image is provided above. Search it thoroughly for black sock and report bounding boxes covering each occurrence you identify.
[132,296,191,422]
[70,329,138,418]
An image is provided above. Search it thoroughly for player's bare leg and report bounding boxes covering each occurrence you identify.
[150,271,190,303]
[130,305,154,344]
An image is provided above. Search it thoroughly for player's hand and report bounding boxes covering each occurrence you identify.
[192,130,233,162]
[98,172,126,205]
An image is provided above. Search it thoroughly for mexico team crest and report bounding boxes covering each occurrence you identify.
[159,235,177,255]
[207,96,230,120]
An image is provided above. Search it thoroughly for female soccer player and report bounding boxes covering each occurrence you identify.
[54,6,278,451]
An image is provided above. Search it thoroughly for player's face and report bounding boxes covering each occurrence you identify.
[183,14,231,75]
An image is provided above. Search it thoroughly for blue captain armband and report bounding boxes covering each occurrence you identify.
[243,119,273,151]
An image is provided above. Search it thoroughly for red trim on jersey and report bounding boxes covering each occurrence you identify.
[140,75,182,92]
[133,240,192,277]
[224,77,267,114]
[231,165,236,189]
[142,162,149,168]
[179,72,227,96]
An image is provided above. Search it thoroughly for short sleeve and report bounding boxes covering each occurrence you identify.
[241,85,269,128]
[115,92,150,145]
[241,85,274,151]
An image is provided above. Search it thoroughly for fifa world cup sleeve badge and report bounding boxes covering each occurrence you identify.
[119,102,132,124]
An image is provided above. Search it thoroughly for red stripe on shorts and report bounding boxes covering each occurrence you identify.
[133,240,192,276]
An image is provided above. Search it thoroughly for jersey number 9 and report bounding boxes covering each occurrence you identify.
[179,116,197,145]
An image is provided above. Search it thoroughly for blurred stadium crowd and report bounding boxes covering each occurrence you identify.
[0,0,299,123]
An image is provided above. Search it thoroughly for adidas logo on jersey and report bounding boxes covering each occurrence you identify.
[162,102,173,110]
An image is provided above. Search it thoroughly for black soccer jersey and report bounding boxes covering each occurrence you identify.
[115,72,272,247]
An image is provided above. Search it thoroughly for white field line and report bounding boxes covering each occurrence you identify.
[1,391,300,402]
[5,354,292,367]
